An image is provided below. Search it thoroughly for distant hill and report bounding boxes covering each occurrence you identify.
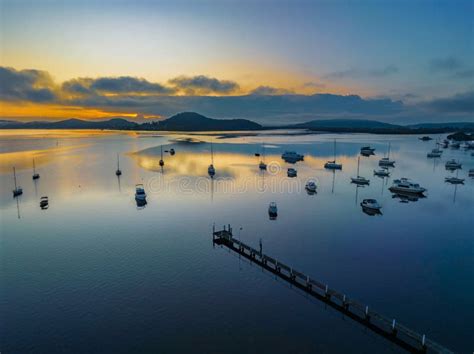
[407,122,474,130]
[140,112,262,131]
[2,118,139,130]
[293,119,401,129]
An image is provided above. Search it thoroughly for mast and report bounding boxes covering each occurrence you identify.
[357,156,360,176]
[33,159,36,174]
[388,143,391,159]
[117,153,120,170]
[262,143,265,163]
[211,142,214,164]
[334,139,337,161]
[13,167,18,189]
[161,146,163,160]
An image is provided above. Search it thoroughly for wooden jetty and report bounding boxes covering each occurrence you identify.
[213,225,453,354]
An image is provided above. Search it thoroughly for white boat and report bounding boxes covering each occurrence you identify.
[360,199,382,211]
[40,196,49,209]
[159,146,164,167]
[305,181,317,193]
[287,168,297,177]
[169,148,175,155]
[208,142,216,177]
[268,202,278,218]
[135,184,147,201]
[445,176,464,184]
[32,159,40,180]
[389,178,426,195]
[378,142,395,166]
[281,151,304,162]
[324,139,342,170]
[445,159,462,169]
[116,154,122,176]
[12,167,23,197]
[351,156,370,185]
[259,143,267,170]
[374,169,390,177]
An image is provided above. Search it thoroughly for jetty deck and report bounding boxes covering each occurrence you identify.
[213,225,453,354]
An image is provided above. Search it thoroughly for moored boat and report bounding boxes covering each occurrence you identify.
[287,168,297,177]
[389,178,426,195]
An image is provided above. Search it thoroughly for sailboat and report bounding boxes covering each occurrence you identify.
[208,142,216,177]
[378,142,395,166]
[351,156,370,185]
[12,167,23,197]
[445,169,464,184]
[324,139,342,169]
[32,159,40,180]
[115,154,122,176]
[259,143,267,170]
[159,146,164,167]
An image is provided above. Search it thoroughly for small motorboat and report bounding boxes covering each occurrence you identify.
[360,146,375,155]
[135,184,147,201]
[254,153,261,157]
[445,176,464,184]
[305,181,317,193]
[287,168,297,177]
[281,151,304,163]
[389,178,426,195]
[360,199,382,212]
[374,169,390,177]
[445,159,462,170]
[12,167,23,197]
[450,142,460,149]
[469,169,474,177]
[378,157,395,167]
[268,202,278,219]
[40,196,49,209]
[419,136,432,141]
[259,161,267,170]
[169,148,175,155]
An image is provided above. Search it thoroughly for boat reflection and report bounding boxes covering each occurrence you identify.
[391,192,425,203]
[136,198,147,209]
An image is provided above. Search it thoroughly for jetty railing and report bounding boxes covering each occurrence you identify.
[212,225,453,354]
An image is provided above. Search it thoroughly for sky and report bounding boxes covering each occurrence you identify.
[0,0,473,124]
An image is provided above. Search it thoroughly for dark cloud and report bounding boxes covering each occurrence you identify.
[250,86,293,95]
[424,91,474,113]
[168,75,239,94]
[62,76,174,95]
[0,66,56,102]
[429,57,462,72]
[303,81,326,88]
[322,68,357,80]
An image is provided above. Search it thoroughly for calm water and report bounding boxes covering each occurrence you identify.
[1,130,473,353]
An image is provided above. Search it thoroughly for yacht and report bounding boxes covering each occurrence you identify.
[389,178,426,195]
[351,157,370,185]
[40,196,49,209]
[360,199,382,212]
[32,159,40,180]
[135,184,147,201]
[12,167,23,197]
[445,159,462,170]
[159,146,164,167]
[287,168,297,177]
[281,151,304,163]
[374,169,390,177]
[268,202,278,218]
[378,142,395,166]
[169,148,175,155]
[259,143,267,170]
[324,139,342,170]
[208,142,216,177]
[360,146,375,155]
[427,149,442,158]
[116,154,122,176]
[305,181,317,193]
[445,176,464,184]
